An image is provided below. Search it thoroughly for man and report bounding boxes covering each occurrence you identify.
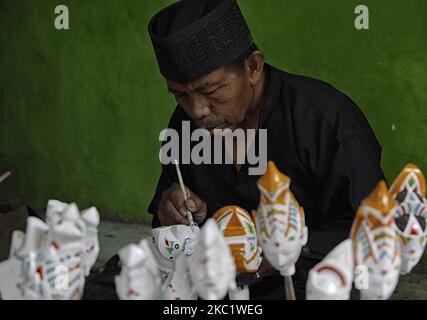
[147,0,385,299]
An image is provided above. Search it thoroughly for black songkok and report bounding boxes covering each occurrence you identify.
[148,0,254,82]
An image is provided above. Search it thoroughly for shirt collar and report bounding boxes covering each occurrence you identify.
[259,63,282,127]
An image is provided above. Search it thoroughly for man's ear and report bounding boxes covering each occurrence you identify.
[245,50,265,86]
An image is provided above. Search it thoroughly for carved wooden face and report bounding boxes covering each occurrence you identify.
[80,207,100,276]
[0,206,88,300]
[188,219,236,300]
[213,206,262,273]
[394,197,427,274]
[306,239,354,300]
[254,161,307,276]
[0,218,50,300]
[152,225,200,262]
[45,203,87,300]
[390,164,427,275]
[47,200,100,278]
[115,240,162,300]
[351,181,401,300]
[161,254,197,300]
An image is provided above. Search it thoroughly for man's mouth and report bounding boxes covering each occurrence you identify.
[203,123,227,133]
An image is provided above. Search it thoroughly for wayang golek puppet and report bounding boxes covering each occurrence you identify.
[253,161,308,300]
[116,219,236,300]
[306,164,427,300]
[0,200,100,300]
[213,205,262,299]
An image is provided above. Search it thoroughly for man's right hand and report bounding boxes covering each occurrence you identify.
[157,182,207,226]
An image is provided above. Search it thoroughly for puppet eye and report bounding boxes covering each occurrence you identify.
[395,215,409,232]
[401,236,411,245]
[395,190,408,203]
[415,216,427,231]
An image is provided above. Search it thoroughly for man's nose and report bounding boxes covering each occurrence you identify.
[190,94,211,119]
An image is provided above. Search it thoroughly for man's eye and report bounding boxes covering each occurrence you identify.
[204,88,219,96]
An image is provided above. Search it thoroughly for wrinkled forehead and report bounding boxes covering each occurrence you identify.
[166,67,233,93]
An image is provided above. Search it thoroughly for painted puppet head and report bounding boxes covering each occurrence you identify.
[306,239,354,300]
[254,161,308,276]
[0,200,98,300]
[350,180,401,300]
[390,164,427,275]
[115,240,163,300]
[80,207,100,276]
[0,217,50,299]
[151,225,200,262]
[162,253,197,300]
[46,199,100,276]
[150,225,199,300]
[0,204,88,300]
[213,206,262,273]
[188,219,236,300]
[389,163,426,198]
[45,203,87,299]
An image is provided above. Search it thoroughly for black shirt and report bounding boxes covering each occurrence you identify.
[148,63,385,261]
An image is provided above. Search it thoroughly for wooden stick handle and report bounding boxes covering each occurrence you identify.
[284,275,296,300]
[173,160,196,227]
[0,171,11,184]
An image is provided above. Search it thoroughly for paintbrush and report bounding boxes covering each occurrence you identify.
[173,160,196,229]
[0,171,11,184]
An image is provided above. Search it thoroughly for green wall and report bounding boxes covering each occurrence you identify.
[0,0,426,222]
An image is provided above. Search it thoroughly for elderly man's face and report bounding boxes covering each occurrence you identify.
[167,66,255,133]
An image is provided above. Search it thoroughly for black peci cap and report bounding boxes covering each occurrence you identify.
[148,0,254,82]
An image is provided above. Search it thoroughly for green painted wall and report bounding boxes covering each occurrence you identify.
[0,0,426,222]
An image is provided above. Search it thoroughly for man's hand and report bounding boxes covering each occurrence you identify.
[157,182,207,226]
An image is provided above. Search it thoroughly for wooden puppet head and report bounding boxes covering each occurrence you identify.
[151,225,200,263]
[150,225,199,300]
[306,239,354,300]
[0,202,91,300]
[188,219,236,300]
[389,163,426,198]
[350,181,401,300]
[390,164,427,275]
[44,203,87,299]
[254,161,308,276]
[115,240,163,300]
[46,199,100,277]
[213,206,262,273]
[0,217,50,299]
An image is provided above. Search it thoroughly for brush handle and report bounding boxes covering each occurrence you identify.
[284,275,296,300]
[0,171,11,184]
[173,160,196,227]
